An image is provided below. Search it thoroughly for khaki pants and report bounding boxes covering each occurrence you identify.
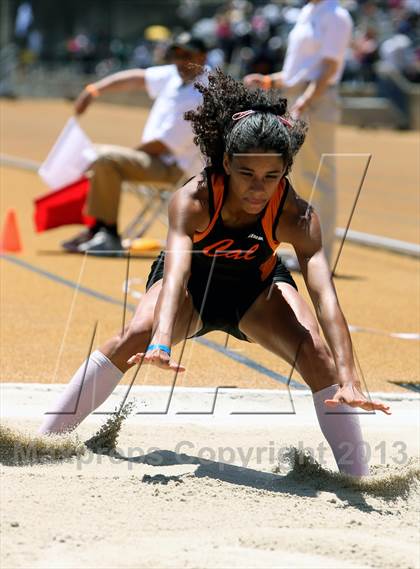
[285,86,340,265]
[86,145,184,226]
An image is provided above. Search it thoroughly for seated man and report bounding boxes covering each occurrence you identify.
[62,34,208,253]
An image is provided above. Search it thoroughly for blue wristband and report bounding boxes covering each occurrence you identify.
[147,344,171,355]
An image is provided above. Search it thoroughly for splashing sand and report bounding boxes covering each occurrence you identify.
[0,424,85,466]
[1,400,136,465]
[279,447,420,498]
[84,400,136,454]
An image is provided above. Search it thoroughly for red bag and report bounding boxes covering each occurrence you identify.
[34,177,95,232]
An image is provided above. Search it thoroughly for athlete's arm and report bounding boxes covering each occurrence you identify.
[74,69,147,115]
[152,180,207,347]
[277,189,390,414]
[128,176,209,369]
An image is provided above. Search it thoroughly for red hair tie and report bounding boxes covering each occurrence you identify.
[278,116,293,129]
[232,110,256,121]
[232,110,292,129]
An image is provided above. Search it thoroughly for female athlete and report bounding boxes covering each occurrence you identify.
[39,71,390,476]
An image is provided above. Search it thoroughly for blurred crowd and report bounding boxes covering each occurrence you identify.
[11,0,420,85]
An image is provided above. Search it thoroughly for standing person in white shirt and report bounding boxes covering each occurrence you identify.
[245,0,353,268]
[62,34,208,254]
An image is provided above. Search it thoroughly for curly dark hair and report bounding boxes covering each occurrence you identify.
[185,69,308,175]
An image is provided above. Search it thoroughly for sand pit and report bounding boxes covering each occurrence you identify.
[1,384,419,569]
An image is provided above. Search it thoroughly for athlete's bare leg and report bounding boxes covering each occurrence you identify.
[239,283,370,476]
[239,282,336,392]
[101,279,202,372]
[38,280,202,434]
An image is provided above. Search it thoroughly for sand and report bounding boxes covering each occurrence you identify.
[1,384,419,569]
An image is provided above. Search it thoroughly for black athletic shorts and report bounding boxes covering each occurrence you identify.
[145,252,297,342]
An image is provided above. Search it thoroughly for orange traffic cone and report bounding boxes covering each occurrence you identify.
[0,209,23,253]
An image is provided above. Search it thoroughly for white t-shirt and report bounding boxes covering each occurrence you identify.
[282,0,353,87]
[143,64,206,178]
[379,34,413,71]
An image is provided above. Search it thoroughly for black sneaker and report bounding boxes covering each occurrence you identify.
[61,228,96,252]
[78,228,123,255]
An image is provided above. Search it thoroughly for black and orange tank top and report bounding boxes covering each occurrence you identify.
[191,169,289,284]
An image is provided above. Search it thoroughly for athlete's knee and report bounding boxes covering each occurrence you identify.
[298,334,336,391]
[299,332,334,369]
[123,319,152,351]
[107,321,151,360]
[111,324,130,344]
[127,319,152,340]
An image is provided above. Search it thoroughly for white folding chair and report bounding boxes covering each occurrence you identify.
[121,175,187,243]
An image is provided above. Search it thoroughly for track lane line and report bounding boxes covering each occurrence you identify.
[1,253,304,389]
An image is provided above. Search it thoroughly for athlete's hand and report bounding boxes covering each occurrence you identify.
[74,89,93,115]
[325,383,391,415]
[127,347,185,372]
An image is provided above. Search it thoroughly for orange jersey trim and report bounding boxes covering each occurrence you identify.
[261,178,286,251]
[194,175,286,253]
[193,174,225,244]
[259,254,277,281]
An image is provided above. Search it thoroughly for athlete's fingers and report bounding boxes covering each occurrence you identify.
[127,353,145,365]
[127,352,184,372]
[324,396,364,406]
[324,398,340,407]
[168,360,185,372]
[324,391,347,406]
[152,356,185,372]
[348,398,368,407]
[347,396,391,413]
[324,397,391,415]
[127,351,168,365]
[359,399,392,415]
[127,352,164,365]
